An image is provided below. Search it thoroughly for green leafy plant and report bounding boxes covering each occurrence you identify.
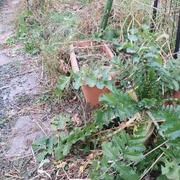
[56,75,71,96]
[72,68,114,91]
[6,36,17,46]
[33,26,180,180]
[33,113,97,162]
[87,27,180,179]
[70,26,180,100]
[90,130,146,180]
[112,26,180,98]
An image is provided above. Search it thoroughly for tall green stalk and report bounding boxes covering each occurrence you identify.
[100,0,113,31]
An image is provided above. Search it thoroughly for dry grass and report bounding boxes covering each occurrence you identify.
[15,0,179,87]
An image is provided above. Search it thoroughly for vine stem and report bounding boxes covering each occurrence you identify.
[100,113,141,141]
[139,152,164,180]
[92,118,164,138]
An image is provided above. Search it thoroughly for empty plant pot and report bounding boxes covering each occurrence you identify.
[70,40,115,107]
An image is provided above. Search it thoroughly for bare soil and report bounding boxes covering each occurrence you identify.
[0,2,91,179]
[0,0,53,179]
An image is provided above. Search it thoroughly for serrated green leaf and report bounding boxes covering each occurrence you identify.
[101,69,109,80]
[138,98,157,109]
[103,174,114,180]
[144,53,158,59]
[161,160,180,180]
[129,136,146,144]
[47,135,58,149]
[142,24,149,30]
[103,28,116,41]
[113,41,121,48]
[99,91,138,120]
[130,28,138,35]
[160,109,180,140]
[96,80,104,89]
[172,80,179,91]
[99,92,118,105]
[51,113,71,130]
[164,127,180,140]
[32,136,48,151]
[115,163,140,180]
[92,69,99,77]
[128,143,146,152]
[63,143,71,156]
[123,150,144,162]
[102,142,119,160]
[104,81,113,91]
[126,48,136,53]
[120,130,129,144]
[86,76,96,87]
[59,132,68,141]
[36,151,47,162]
[124,151,144,162]
[156,55,163,65]
[73,76,82,89]
[57,75,71,91]
[94,108,115,128]
[116,42,132,51]
[156,175,169,180]
[55,146,64,160]
[133,56,140,63]
[112,135,125,151]
[128,34,138,41]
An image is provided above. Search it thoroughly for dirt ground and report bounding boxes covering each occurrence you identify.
[0,1,90,179]
[0,0,54,179]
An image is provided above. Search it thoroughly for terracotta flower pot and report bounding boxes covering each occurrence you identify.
[70,40,115,107]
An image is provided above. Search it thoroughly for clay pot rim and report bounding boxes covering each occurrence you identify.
[70,40,121,81]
